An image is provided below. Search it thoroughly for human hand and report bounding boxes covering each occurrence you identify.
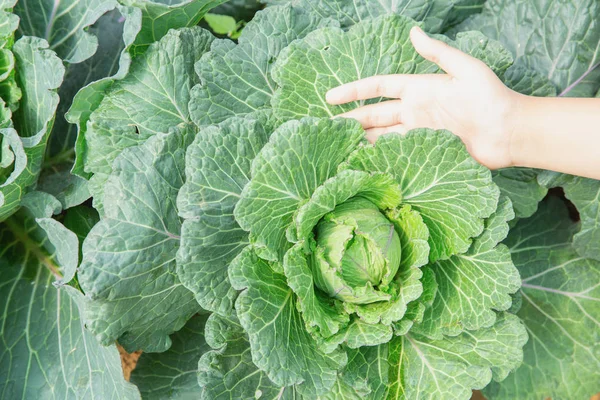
[326,26,521,170]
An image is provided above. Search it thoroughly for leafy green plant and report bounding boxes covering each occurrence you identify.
[0,1,599,399]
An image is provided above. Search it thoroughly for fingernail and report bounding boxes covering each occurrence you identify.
[325,89,338,104]
[411,26,426,38]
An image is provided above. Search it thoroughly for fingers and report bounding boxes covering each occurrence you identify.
[327,74,449,105]
[326,75,407,105]
[409,26,481,78]
[336,100,403,129]
[365,124,408,143]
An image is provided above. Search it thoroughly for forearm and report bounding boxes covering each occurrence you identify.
[510,95,600,180]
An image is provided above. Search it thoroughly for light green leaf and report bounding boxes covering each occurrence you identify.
[456,0,600,97]
[0,204,140,400]
[234,117,364,261]
[209,0,263,22]
[177,115,270,314]
[78,126,200,352]
[189,5,335,126]
[198,312,296,400]
[347,129,499,262]
[393,267,437,336]
[0,40,20,110]
[342,205,430,331]
[130,314,211,399]
[0,0,19,48]
[291,169,402,242]
[123,0,226,55]
[389,204,430,273]
[326,318,393,349]
[283,242,349,339]
[0,37,64,221]
[83,26,213,176]
[229,246,346,396]
[414,196,519,338]
[204,13,238,35]
[15,0,117,63]
[485,197,600,400]
[387,313,527,400]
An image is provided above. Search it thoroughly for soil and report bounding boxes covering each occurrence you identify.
[118,345,141,381]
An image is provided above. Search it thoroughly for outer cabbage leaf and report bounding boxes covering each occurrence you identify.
[456,0,600,97]
[0,195,140,400]
[15,0,117,63]
[0,128,25,218]
[189,5,336,126]
[45,7,139,164]
[83,26,213,178]
[264,0,455,33]
[538,172,600,262]
[229,246,347,396]
[122,0,226,55]
[37,163,91,210]
[0,37,64,221]
[413,196,520,338]
[484,198,600,400]
[177,115,270,314]
[67,5,142,178]
[491,168,547,219]
[560,177,600,261]
[130,314,211,399]
[385,313,526,400]
[346,130,499,262]
[198,312,298,399]
[443,0,485,30]
[78,126,200,352]
[339,345,388,399]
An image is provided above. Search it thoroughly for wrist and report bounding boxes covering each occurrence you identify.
[506,91,531,168]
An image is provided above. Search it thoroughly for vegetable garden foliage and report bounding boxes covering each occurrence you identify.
[0,1,598,399]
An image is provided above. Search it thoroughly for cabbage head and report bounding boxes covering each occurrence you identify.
[178,115,526,398]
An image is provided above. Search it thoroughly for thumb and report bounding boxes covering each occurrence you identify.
[410,26,478,77]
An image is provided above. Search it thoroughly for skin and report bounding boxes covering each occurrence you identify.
[326,26,600,180]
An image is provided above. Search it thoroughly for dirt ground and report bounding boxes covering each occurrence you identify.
[118,346,599,399]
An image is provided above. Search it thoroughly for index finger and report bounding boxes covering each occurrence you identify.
[326,75,406,105]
